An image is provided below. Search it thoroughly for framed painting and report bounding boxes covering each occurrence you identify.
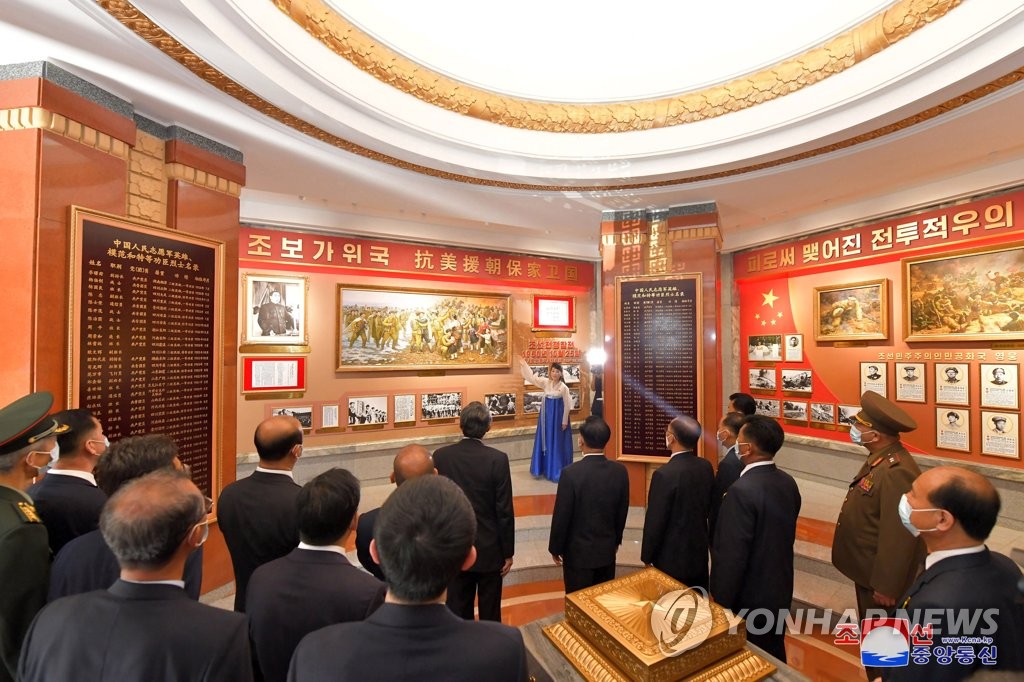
[241,273,309,352]
[903,243,1024,342]
[814,279,889,342]
[336,285,510,371]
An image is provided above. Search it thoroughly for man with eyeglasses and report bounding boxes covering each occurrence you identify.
[19,470,252,681]
[0,392,69,682]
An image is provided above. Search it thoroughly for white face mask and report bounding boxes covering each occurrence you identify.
[849,425,876,445]
[48,443,60,464]
[898,494,941,537]
[665,436,672,449]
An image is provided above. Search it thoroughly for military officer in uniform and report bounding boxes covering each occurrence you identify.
[0,392,69,682]
[832,390,925,679]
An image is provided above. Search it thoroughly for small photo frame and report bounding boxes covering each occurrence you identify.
[781,369,812,393]
[935,363,970,406]
[894,362,926,403]
[755,398,780,418]
[936,407,970,452]
[810,402,836,425]
[562,364,581,385]
[783,400,808,422]
[860,362,887,398]
[569,388,582,412]
[837,404,860,428]
[980,411,1020,459]
[814,278,889,342]
[784,334,803,362]
[747,335,782,362]
[980,363,1019,410]
[394,394,417,424]
[532,294,576,332]
[241,273,309,352]
[421,392,462,421]
[748,368,776,393]
[485,392,517,417]
[271,406,313,431]
[319,403,341,432]
[242,356,306,394]
[348,396,388,426]
[524,365,550,386]
[523,391,544,415]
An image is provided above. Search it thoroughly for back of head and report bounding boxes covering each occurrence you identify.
[721,411,745,436]
[297,468,360,545]
[95,434,179,496]
[52,408,95,456]
[254,415,302,462]
[669,415,702,450]
[375,476,476,603]
[579,415,611,450]
[928,467,1001,542]
[392,444,434,486]
[459,401,491,439]
[740,415,784,456]
[100,470,203,570]
[729,393,756,416]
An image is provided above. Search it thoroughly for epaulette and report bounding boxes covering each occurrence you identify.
[12,500,42,524]
[886,452,902,466]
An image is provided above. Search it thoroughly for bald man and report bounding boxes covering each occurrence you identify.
[641,415,714,589]
[885,466,1024,681]
[356,444,436,580]
[218,416,303,611]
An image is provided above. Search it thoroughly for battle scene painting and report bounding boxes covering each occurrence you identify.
[814,279,889,342]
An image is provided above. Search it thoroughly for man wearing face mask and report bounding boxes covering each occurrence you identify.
[832,391,925,678]
[709,412,745,545]
[27,409,108,554]
[0,392,69,682]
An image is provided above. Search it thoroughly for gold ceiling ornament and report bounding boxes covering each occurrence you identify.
[273,0,962,134]
[95,1,1022,191]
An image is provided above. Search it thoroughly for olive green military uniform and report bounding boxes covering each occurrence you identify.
[0,484,49,682]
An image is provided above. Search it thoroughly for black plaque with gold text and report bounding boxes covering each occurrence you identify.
[616,275,702,460]
[69,208,223,497]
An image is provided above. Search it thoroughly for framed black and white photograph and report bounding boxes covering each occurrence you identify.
[748,367,776,393]
[569,388,582,412]
[981,411,1019,459]
[837,404,860,428]
[754,398,780,418]
[523,391,544,415]
[935,363,969,406]
[781,369,812,393]
[784,334,803,362]
[810,402,836,425]
[859,362,887,398]
[895,362,926,403]
[421,392,462,421]
[485,392,517,417]
[348,396,388,426]
[271,406,313,430]
[242,273,309,352]
[783,400,808,422]
[562,364,582,385]
[936,407,970,452]
[747,334,782,362]
[524,365,549,386]
[394,394,416,424]
[980,363,1019,410]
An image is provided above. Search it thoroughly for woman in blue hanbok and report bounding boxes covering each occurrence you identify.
[520,358,574,482]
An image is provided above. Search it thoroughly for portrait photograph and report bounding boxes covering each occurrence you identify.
[421,391,462,420]
[754,398,780,418]
[981,410,1019,459]
[393,394,416,424]
[485,392,517,417]
[784,334,803,362]
[347,396,388,426]
[523,391,544,415]
[837,404,860,428]
[242,273,309,351]
[748,367,776,393]
[781,369,812,393]
[936,407,970,452]
[894,362,926,403]
[859,362,887,398]
[747,334,782,362]
[783,400,808,422]
[980,363,1019,410]
[813,279,889,342]
[810,402,836,425]
[903,243,1024,342]
[935,363,970,406]
[271,406,313,430]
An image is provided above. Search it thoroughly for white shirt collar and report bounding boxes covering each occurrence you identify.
[581,452,605,458]
[297,541,346,556]
[739,460,773,476]
[121,578,186,589]
[668,450,692,459]
[46,469,97,486]
[925,544,986,571]
[255,466,295,480]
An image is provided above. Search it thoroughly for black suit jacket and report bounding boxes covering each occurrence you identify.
[711,463,801,613]
[288,603,527,682]
[27,473,107,554]
[884,549,1024,681]
[433,439,514,572]
[355,507,384,580]
[247,548,385,682]
[640,452,714,588]
[218,470,301,611]
[18,580,252,682]
[548,455,629,569]
[709,447,743,544]
[47,528,202,602]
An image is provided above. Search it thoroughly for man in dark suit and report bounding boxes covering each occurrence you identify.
[219,415,303,611]
[549,416,628,593]
[641,415,714,589]
[18,470,252,681]
[47,434,204,601]
[247,468,385,682]
[355,444,436,580]
[709,411,745,544]
[27,408,108,554]
[728,392,756,416]
[288,476,527,682]
[711,415,801,663]
[433,401,514,622]
[884,466,1024,681]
